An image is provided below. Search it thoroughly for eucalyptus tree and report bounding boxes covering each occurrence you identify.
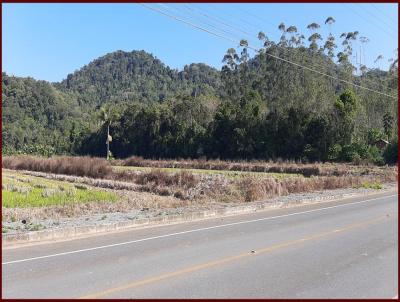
[297,34,306,47]
[307,22,320,31]
[340,33,351,56]
[359,64,368,75]
[258,31,266,48]
[308,33,323,52]
[324,34,337,59]
[374,54,384,69]
[286,25,298,47]
[359,36,370,66]
[307,22,321,52]
[238,39,251,98]
[341,31,359,66]
[221,48,240,99]
[324,17,335,33]
[278,22,287,47]
[324,17,337,59]
[258,31,273,50]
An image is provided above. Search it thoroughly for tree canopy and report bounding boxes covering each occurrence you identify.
[3,18,398,164]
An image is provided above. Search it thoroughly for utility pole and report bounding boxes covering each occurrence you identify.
[106,122,110,160]
[106,121,112,160]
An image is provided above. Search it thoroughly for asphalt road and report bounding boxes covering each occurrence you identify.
[2,190,398,298]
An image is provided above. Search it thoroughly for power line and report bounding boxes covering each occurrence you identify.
[207,3,265,33]
[191,3,396,94]
[142,4,396,98]
[159,4,244,42]
[345,4,396,39]
[170,4,399,94]
[140,3,397,100]
[357,4,397,34]
[183,4,255,39]
[371,3,396,23]
[188,5,333,72]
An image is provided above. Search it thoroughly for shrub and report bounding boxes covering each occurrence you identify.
[303,144,320,162]
[366,145,384,166]
[340,144,358,162]
[123,156,145,167]
[327,144,342,161]
[134,170,199,188]
[367,129,385,145]
[383,140,398,165]
[3,144,56,157]
[353,142,369,159]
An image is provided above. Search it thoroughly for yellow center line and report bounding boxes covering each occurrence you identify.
[80,214,394,299]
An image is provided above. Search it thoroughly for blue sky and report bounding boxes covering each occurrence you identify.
[3,3,398,82]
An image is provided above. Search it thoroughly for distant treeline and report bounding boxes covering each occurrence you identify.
[2,18,398,164]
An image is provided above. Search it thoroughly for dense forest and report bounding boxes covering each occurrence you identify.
[2,18,398,164]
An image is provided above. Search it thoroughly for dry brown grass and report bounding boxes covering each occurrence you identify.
[3,156,397,220]
[3,156,113,179]
[131,170,200,200]
[237,174,389,202]
[134,170,199,188]
[9,168,201,201]
[121,156,396,178]
[3,165,395,221]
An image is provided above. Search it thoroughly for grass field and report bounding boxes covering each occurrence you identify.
[2,170,118,208]
[1,156,397,222]
[113,165,301,179]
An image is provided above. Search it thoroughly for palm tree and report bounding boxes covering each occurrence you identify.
[98,104,119,160]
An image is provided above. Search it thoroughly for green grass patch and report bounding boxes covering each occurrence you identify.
[2,170,118,208]
[113,165,300,180]
[361,181,382,190]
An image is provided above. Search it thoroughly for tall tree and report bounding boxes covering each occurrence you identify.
[307,22,321,52]
[98,104,120,160]
[278,22,287,47]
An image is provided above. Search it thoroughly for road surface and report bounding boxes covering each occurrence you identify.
[2,190,398,298]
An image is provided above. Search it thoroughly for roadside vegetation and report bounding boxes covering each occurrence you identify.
[2,13,398,235]
[2,156,397,224]
[2,170,118,208]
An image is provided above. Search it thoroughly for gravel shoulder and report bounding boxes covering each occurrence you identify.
[3,183,397,236]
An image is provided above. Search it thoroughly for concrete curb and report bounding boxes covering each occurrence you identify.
[2,188,397,247]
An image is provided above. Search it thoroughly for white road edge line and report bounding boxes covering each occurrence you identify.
[3,194,396,265]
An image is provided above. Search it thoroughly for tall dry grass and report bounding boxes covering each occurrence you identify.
[121,156,371,177]
[3,156,396,204]
[237,175,387,202]
[2,156,113,179]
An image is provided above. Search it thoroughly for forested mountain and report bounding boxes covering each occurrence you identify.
[3,51,222,155]
[57,50,221,107]
[2,19,398,164]
[2,73,86,155]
